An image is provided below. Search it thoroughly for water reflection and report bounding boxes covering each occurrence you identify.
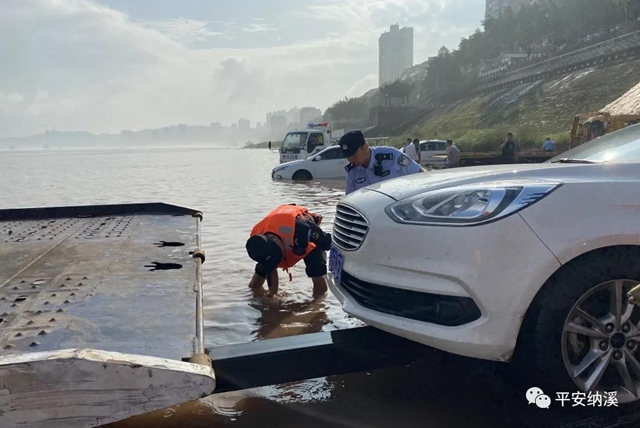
[249,293,330,340]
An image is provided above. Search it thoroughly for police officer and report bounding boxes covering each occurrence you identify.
[340,130,423,195]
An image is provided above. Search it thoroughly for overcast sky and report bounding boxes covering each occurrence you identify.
[0,0,484,138]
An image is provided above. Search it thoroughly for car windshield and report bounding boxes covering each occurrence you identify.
[281,132,308,150]
[547,123,640,163]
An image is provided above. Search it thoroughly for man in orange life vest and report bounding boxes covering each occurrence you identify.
[246,204,332,297]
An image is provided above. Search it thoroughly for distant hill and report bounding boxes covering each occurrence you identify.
[0,125,269,149]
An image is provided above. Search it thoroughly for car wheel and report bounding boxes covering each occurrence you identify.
[292,170,312,181]
[517,248,640,406]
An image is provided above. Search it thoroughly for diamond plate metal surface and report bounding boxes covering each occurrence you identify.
[0,203,203,361]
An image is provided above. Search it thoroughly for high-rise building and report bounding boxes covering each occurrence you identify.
[485,0,535,19]
[300,107,322,124]
[379,24,414,86]
[238,118,250,131]
[269,115,287,139]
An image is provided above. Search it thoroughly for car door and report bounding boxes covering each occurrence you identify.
[307,132,325,155]
[313,147,346,178]
[433,141,447,168]
[420,141,437,167]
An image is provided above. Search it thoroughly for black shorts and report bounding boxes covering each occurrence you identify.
[255,247,327,278]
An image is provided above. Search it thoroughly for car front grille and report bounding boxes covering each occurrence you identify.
[332,203,369,251]
[339,271,481,327]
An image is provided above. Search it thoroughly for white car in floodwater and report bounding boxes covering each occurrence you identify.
[328,123,640,405]
[272,145,348,181]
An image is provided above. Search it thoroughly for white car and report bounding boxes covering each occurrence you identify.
[328,124,640,405]
[419,140,448,168]
[272,145,348,181]
[403,140,448,168]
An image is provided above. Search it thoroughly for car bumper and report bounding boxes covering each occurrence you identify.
[327,189,561,362]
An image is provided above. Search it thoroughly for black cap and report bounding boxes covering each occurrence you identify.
[339,130,365,157]
[246,234,283,278]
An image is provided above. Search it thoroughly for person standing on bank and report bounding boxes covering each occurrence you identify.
[246,204,332,297]
[404,138,421,165]
[444,139,460,168]
[542,137,555,152]
[500,132,517,164]
[402,137,412,153]
[340,130,423,195]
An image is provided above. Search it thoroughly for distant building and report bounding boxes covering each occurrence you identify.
[266,108,303,130]
[379,24,414,86]
[210,122,221,131]
[238,118,250,131]
[438,46,450,57]
[269,115,287,139]
[485,0,537,19]
[300,107,322,124]
[178,124,187,134]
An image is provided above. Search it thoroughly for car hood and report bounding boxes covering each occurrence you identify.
[274,159,307,169]
[361,162,630,201]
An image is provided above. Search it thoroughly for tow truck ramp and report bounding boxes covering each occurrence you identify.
[0,203,213,427]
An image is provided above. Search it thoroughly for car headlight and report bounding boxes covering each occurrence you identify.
[385,180,561,226]
[273,165,288,173]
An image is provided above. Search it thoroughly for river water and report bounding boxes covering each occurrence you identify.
[0,147,554,428]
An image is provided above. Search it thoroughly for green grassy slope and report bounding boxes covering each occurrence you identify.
[406,58,640,152]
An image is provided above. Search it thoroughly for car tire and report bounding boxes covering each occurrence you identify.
[292,170,312,181]
[514,247,640,408]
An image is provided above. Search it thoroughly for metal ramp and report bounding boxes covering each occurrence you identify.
[0,203,214,428]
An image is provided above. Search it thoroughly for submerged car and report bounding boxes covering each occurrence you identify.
[328,124,640,404]
[272,145,347,181]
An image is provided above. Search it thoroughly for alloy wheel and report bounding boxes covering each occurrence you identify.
[562,279,640,403]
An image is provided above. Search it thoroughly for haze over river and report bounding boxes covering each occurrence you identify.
[0,147,558,428]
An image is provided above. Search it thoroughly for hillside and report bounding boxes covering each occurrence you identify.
[407,58,640,152]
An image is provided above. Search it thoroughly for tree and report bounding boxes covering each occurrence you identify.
[325,97,367,123]
[614,0,630,23]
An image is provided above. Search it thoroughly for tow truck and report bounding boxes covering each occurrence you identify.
[278,122,335,164]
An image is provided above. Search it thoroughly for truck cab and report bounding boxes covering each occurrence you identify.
[279,123,333,164]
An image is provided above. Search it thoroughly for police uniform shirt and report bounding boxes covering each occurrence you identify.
[345,146,422,195]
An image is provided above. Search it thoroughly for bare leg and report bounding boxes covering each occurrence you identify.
[311,276,328,297]
[248,273,266,291]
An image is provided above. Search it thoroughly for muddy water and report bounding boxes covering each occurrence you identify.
[0,147,551,427]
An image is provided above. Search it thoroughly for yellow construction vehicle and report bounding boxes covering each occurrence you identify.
[570,111,640,148]
[571,81,640,148]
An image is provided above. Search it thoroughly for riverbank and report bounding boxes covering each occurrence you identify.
[244,141,282,149]
[394,57,640,152]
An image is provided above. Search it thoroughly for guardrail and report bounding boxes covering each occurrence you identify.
[475,29,640,95]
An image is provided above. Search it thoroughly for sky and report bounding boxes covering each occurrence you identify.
[0,0,485,138]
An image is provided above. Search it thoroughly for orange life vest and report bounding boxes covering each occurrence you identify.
[250,205,317,275]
